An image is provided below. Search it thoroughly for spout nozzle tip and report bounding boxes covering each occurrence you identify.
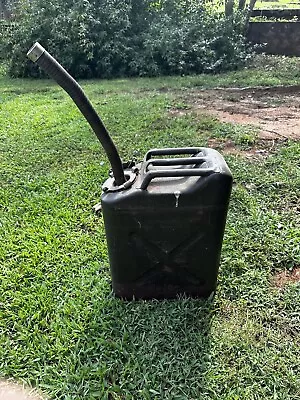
[27,42,45,63]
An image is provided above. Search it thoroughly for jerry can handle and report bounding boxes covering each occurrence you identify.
[140,167,215,190]
[145,147,203,160]
[144,157,208,170]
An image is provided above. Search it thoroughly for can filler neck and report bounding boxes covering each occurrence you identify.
[27,42,126,186]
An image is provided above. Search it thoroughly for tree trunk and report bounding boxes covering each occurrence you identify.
[225,0,234,17]
[0,0,12,19]
[245,0,257,28]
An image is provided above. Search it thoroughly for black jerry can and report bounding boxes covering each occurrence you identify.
[101,147,232,299]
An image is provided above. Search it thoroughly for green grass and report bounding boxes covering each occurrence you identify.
[2,54,300,94]
[0,56,299,399]
[217,0,300,12]
[255,0,300,9]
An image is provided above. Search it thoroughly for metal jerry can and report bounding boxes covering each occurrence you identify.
[101,147,232,299]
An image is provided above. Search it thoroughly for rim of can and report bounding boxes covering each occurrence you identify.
[102,171,137,193]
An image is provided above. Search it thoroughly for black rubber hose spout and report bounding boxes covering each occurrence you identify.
[27,42,126,186]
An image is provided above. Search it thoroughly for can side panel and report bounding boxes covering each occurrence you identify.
[102,206,230,299]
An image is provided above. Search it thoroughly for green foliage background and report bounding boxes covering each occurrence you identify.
[2,0,250,78]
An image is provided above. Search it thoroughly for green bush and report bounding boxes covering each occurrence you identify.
[3,0,251,78]
[142,10,250,76]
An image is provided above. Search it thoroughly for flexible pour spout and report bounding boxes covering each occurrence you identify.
[27,42,126,186]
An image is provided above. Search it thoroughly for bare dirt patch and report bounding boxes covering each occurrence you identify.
[176,85,300,141]
[272,267,300,289]
[0,381,45,400]
[206,137,276,158]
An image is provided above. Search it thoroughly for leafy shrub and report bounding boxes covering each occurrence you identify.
[3,0,251,78]
[142,9,250,76]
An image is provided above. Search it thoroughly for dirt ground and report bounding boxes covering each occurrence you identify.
[272,267,300,289]
[184,85,300,141]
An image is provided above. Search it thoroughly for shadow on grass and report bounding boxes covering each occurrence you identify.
[84,296,214,399]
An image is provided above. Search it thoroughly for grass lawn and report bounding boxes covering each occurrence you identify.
[217,0,300,10]
[0,56,299,399]
[254,0,300,9]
